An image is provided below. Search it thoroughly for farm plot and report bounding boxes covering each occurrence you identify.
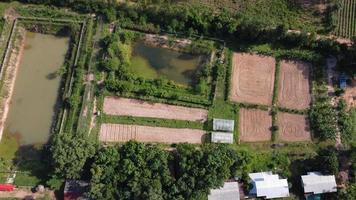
[103,97,208,122]
[230,53,275,105]
[334,0,356,38]
[278,60,311,110]
[239,108,272,142]
[99,123,206,144]
[277,112,311,142]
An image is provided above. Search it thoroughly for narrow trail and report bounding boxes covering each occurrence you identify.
[326,56,342,149]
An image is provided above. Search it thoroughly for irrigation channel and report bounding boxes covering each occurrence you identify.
[4,32,69,145]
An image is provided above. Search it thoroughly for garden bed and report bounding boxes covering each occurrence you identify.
[230,53,275,105]
[99,123,206,144]
[277,60,311,110]
[239,108,272,142]
[103,97,208,122]
[277,112,311,142]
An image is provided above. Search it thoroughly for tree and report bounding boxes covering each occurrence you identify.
[317,147,339,175]
[51,132,96,179]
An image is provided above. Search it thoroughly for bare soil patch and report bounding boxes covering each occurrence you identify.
[103,97,208,122]
[277,112,311,142]
[99,123,206,144]
[239,108,272,142]
[278,60,311,110]
[230,53,275,105]
[343,78,356,108]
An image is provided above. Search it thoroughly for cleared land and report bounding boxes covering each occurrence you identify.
[277,112,311,142]
[239,108,272,142]
[230,53,275,105]
[278,60,311,110]
[99,123,206,144]
[103,97,208,122]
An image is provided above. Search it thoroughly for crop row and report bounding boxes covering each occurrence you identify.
[335,0,356,38]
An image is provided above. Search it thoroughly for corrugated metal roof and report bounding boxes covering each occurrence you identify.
[302,172,337,194]
[208,182,240,200]
[249,172,289,199]
[213,118,235,132]
[211,132,233,144]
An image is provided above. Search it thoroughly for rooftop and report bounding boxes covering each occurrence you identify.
[211,132,233,144]
[213,118,235,132]
[208,182,240,200]
[301,172,337,194]
[249,172,289,199]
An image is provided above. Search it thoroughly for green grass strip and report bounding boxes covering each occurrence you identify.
[100,114,205,130]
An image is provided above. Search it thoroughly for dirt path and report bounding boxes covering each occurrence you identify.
[0,189,55,199]
[103,97,208,122]
[0,28,25,142]
[287,30,353,46]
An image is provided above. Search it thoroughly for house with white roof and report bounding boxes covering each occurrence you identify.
[301,172,337,195]
[208,181,240,200]
[249,171,289,199]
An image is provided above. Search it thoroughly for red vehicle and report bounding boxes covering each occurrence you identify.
[0,184,15,191]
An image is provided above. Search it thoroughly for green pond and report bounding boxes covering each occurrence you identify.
[4,32,69,145]
[130,42,206,85]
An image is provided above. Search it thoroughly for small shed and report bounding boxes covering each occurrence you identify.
[249,171,289,199]
[339,73,347,89]
[208,182,240,200]
[64,180,89,200]
[211,132,234,144]
[301,172,337,195]
[213,118,235,132]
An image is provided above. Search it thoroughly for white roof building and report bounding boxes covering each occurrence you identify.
[213,118,235,132]
[301,172,337,194]
[211,132,233,144]
[249,171,289,199]
[208,182,240,200]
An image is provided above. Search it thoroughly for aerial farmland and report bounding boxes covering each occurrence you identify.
[0,1,354,199]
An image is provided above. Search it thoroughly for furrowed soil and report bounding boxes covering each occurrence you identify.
[230,53,275,105]
[239,108,272,142]
[278,60,311,110]
[277,112,311,142]
[99,123,206,144]
[103,97,208,122]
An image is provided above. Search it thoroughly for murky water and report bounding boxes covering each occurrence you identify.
[131,42,205,85]
[4,32,69,145]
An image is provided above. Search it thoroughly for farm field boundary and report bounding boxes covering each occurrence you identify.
[239,108,272,142]
[277,112,311,142]
[277,60,311,110]
[99,123,206,144]
[0,16,91,141]
[230,53,275,106]
[334,0,356,38]
[103,97,208,122]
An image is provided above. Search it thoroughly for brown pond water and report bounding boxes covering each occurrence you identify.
[131,41,206,86]
[4,32,69,145]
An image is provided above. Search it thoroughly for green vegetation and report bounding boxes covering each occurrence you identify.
[100,115,204,130]
[88,141,292,199]
[99,30,217,107]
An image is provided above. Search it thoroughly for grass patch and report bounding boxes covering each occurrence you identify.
[208,100,239,141]
[130,55,158,79]
[14,172,41,186]
[100,114,205,130]
[0,133,19,162]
